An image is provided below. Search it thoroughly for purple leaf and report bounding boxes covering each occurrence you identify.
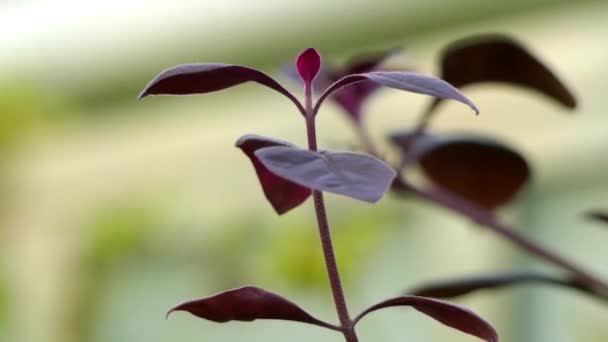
[586,210,608,226]
[255,146,396,203]
[236,135,311,215]
[167,286,338,331]
[315,71,478,115]
[429,34,576,113]
[354,296,498,342]
[408,271,591,299]
[139,63,304,113]
[296,48,322,85]
[415,136,530,209]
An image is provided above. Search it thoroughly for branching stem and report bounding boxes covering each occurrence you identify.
[357,109,608,300]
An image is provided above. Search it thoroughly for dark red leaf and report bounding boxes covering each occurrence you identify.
[430,34,576,113]
[255,146,396,203]
[139,63,304,113]
[315,71,478,115]
[167,286,338,330]
[417,136,531,209]
[296,48,322,85]
[354,296,498,342]
[236,135,311,214]
[586,210,608,225]
[408,271,591,299]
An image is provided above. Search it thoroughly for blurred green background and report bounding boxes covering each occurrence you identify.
[1,1,608,341]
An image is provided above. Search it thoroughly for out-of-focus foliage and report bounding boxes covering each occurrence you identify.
[262,204,407,288]
[0,80,76,152]
[58,202,164,342]
[0,272,7,341]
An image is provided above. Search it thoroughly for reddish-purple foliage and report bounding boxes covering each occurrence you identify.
[354,296,498,342]
[236,135,311,214]
[392,134,530,209]
[167,286,338,330]
[428,34,577,113]
[140,46,504,342]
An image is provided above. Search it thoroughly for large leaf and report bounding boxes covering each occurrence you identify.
[408,271,591,299]
[416,136,530,209]
[236,135,311,214]
[430,34,576,113]
[167,286,338,330]
[255,146,396,203]
[353,296,498,342]
[315,71,479,115]
[139,63,304,113]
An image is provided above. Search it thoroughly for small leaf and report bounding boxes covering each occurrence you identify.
[315,71,478,115]
[167,286,338,330]
[408,271,591,299]
[354,296,498,342]
[432,34,576,113]
[139,63,304,113]
[586,210,608,225]
[236,135,311,215]
[417,136,531,209]
[255,146,396,203]
[296,48,322,85]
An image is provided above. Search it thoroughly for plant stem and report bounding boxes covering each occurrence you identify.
[393,176,608,298]
[305,84,358,342]
[352,110,608,299]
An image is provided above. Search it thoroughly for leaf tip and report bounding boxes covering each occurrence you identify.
[462,94,480,115]
[165,305,181,320]
[137,89,149,100]
[234,134,250,148]
[473,104,480,115]
[296,48,322,85]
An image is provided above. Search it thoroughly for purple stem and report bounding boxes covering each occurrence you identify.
[357,113,608,299]
[394,177,608,298]
[305,83,358,342]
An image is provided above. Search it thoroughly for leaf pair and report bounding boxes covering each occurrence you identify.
[139,48,478,119]
[168,286,498,342]
[391,132,530,209]
[236,134,396,214]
